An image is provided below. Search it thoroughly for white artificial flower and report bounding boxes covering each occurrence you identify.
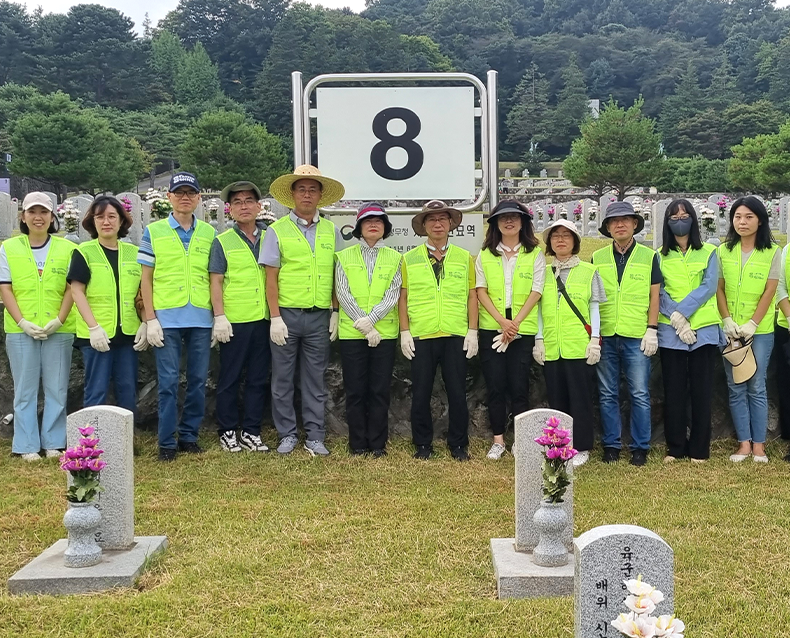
[624,578,654,596]
[625,595,657,616]
[612,612,657,638]
[653,615,685,637]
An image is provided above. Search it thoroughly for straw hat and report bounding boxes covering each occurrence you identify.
[411,200,462,236]
[269,165,345,209]
[722,338,757,384]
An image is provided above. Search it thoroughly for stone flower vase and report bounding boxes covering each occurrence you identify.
[63,502,102,568]
[532,500,569,567]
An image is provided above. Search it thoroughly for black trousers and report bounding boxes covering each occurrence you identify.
[216,319,271,435]
[410,336,469,449]
[479,330,533,436]
[543,357,595,452]
[773,325,790,440]
[659,345,716,459]
[339,338,397,451]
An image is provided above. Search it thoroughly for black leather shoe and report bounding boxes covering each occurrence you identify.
[350,448,369,456]
[784,451,790,463]
[413,445,433,460]
[450,447,470,462]
[158,447,177,462]
[177,441,204,454]
[371,449,387,458]
[630,449,648,466]
[602,447,620,463]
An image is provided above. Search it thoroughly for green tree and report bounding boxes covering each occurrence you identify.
[729,124,790,195]
[720,100,785,150]
[505,65,551,157]
[564,98,663,200]
[150,30,185,99]
[175,42,222,105]
[657,62,707,155]
[547,53,589,153]
[179,110,288,192]
[674,109,725,159]
[0,1,35,85]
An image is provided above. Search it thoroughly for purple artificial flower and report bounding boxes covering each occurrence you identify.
[78,426,95,437]
[79,437,99,447]
[554,428,570,439]
[546,416,561,428]
[534,435,553,446]
[85,458,107,472]
[546,447,563,460]
[559,447,578,461]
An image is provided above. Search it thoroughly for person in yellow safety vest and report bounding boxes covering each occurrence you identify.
[399,200,479,462]
[592,201,662,467]
[657,199,725,464]
[533,219,606,468]
[260,165,345,457]
[773,208,790,463]
[475,200,544,461]
[717,196,780,463]
[138,172,216,462]
[335,202,402,457]
[209,181,272,454]
[69,196,148,421]
[0,192,75,461]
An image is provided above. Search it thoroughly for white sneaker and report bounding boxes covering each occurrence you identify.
[753,455,769,463]
[239,432,269,452]
[486,443,507,460]
[729,453,750,462]
[44,449,62,458]
[21,452,40,461]
[219,430,242,453]
[572,451,590,467]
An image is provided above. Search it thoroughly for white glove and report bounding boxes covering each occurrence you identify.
[17,318,47,339]
[147,318,164,348]
[738,319,758,340]
[640,327,658,357]
[463,328,478,359]
[366,328,382,348]
[42,318,62,336]
[492,333,509,353]
[133,322,149,351]
[353,316,375,336]
[329,311,339,342]
[722,317,740,340]
[533,338,545,366]
[585,339,601,365]
[212,314,233,344]
[88,325,111,352]
[400,330,415,360]
[669,311,687,331]
[677,324,697,345]
[270,316,288,346]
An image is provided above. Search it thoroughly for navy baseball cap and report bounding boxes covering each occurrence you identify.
[169,172,200,193]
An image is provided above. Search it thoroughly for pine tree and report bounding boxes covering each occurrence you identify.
[505,64,550,157]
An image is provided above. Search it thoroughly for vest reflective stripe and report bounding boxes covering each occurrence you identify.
[217,229,269,323]
[271,216,335,309]
[75,240,141,339]
[478,248,540,335]
[3,235,76,334]
[149,219,214,310]
[719,243,777,335]
[593,243,654,338]
[541,263,596,361]
[404,244,469,338]
[657,244,720,330]
[336,244,401,340]
[778,248,790,329]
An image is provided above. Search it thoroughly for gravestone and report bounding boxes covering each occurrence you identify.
[557,170,563,179]
[522,169,529,178]
[193,199,206,222]
[205,197,227,233]
[0,191,14,240]
[116,192,144,246]
[505,168,511,178]
[540,169,548,178]
[780,197,790,234]
[66,196,93,243]
[574,525,674,638]
[651,199,671,250]
[490,409,574,598]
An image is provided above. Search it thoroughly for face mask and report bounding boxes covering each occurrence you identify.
[668,217,693,237]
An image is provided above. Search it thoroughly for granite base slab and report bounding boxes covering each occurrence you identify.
[491,537,574,599]
[7,536,168,595]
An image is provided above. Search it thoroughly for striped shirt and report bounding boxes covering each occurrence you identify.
[334,239,402,323]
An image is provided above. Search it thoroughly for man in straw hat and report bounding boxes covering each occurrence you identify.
[399,200,479,461]
[591,200,662,466]
[259,165,345,456]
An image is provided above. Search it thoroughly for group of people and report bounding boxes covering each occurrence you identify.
[2,164,786,465]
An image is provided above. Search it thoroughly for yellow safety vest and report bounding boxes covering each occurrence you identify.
[75,240,141,339]
[719,242,777,335]
[216,228,269,323]
[658,244,720,330]
[778,247,790,329]
[478,247,540,335]
[542,262,596,361]
[336,244,401,340]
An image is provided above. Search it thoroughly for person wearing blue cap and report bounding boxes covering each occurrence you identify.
[138,172,216,461]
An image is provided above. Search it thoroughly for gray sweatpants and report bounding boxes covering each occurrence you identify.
[270,307,331,441]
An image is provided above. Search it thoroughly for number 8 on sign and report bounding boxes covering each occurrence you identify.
[369,107,424,181]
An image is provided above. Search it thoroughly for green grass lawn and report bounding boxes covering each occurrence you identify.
[3,434,790,637]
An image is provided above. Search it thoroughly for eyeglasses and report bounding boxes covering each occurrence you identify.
[231,198,258,207]
[669,214,690,221]
[294,187,320,196]
[172,190,198,199]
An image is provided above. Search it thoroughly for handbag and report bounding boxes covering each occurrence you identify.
[552,266,602,347]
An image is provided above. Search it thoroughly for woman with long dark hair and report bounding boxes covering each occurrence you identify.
[657,199,723,463]
[716,196,779,463]
[476,200,544,460]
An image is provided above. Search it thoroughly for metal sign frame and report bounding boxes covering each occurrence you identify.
[291,71,499,213]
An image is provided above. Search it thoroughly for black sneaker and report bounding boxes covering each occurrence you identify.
[630,449,648,466]
[350,448,369,456]
[178,441,204,454]
[371,448,387,458]
[219,430,242,453]
[158,447,177,462]
[603,447,620,464]
[413,445,433,460]
[450,447,470,462]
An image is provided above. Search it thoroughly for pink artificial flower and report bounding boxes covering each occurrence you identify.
[78,426,95,437]
[85,458,107,472]
[79,437,99,447]
[554,428,570,438]
[546,447,562,460]
[534,435,553,446]
[559,447,578,460]
[546,416,561,428]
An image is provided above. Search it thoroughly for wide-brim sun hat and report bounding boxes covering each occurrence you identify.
[411,200,462,237]
[599,200,644,238]
[488,200,533,223]
[542,218,581,245]
[723,338,757,384]
[353,202,392,239]
[269,165,345,209]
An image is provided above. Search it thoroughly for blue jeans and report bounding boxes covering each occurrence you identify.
[6,332,73,454]
[724,332,773,443]
[596,336,652,451]
[81,345,138,418]
[153,327,211,449]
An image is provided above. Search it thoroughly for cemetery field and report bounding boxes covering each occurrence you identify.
[2,435,790,636]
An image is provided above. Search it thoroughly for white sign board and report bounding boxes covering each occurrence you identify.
[316,87,476,201]
[330,213,484,256]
